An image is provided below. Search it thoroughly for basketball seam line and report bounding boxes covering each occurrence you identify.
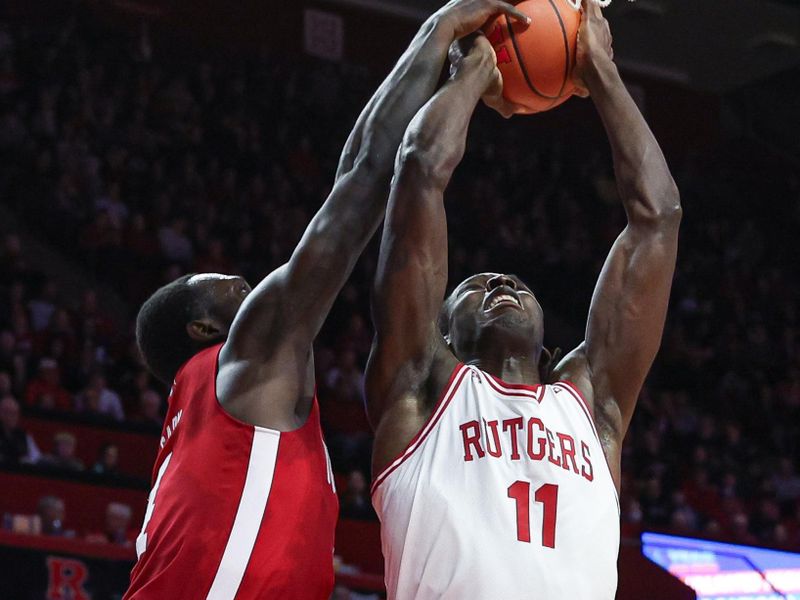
[504,5,569,103]
[547,0,571,106]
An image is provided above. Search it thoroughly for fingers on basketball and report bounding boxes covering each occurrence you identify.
[494,1,531,24]
[469,32,489,55]
[582,0,602,17]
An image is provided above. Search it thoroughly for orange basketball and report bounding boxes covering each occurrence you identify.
[484,0,581,113]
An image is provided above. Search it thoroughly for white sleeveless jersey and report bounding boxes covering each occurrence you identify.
[372,363,620,600]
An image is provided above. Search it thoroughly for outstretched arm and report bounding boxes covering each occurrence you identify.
[557,2,681,466]
[220,2,528,428]
[366,37,498,454]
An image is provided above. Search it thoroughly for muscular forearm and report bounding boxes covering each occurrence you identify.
[372,52,493,353]
[585,59,681,224]
[337,15,458,182]
[317,15,461,271]
[286,16,459,328]
[399,60,490,189]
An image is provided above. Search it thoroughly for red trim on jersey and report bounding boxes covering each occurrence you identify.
[371,364,468,496]
[554,381,620,506]
[486,373,544,396]
[484,374,545,403]
[553,381,600,445]
[559,380,595,420]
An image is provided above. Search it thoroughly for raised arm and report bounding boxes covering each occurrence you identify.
[557,2,681,466]
[219,2,528,428]
[366,37,499,440]
[225,0,529,357]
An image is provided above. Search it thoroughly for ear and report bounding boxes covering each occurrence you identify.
[186,319,222,342]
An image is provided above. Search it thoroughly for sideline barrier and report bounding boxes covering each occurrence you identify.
[0,530,134,600]
[21,413,159,481]
[0,470,148,535]
[0,520,703,599]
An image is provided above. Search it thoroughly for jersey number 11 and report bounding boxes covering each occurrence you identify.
[507,481,559,548]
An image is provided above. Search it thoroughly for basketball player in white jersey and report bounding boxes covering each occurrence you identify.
[365,3,681,598]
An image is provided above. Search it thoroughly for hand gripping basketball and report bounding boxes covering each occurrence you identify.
[436,0,531,40]
[572,0,615,97]
[449,33,532,119]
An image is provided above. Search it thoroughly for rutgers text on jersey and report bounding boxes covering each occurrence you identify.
[373,363,620,600]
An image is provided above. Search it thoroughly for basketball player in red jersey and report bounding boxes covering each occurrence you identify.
[123,2,529,599]
[366,3,682,598]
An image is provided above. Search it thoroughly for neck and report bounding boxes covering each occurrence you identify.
[465,352,541,386]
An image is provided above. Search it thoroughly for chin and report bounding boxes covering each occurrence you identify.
[486,310,536,335]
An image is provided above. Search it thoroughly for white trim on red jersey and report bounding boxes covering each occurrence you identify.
[136,452,173,559]
[206,428,280,599]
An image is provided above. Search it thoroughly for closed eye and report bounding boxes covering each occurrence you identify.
[459,285,484,296]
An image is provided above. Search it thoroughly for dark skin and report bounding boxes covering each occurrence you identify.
[179,0,529,432]
[366,1,682,492]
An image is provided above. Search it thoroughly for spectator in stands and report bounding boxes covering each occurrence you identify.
[158,216,193,265]
[194,238,234,274]
[39,432,85,471]
[326,350,364,405]
[0,370,12,397]
[339,469,374,521]
[132,389,163,429]
[24,358,71,411]
[86,502,134,546]
[0,332,16,375]
[0,12,796,549]
[773,458,800,507]
[74,371,125,421]
[37,495,71,537]
[730,511,759,546]
[28,280,58,332]
[91,443,120,477]
[0,395,40,464]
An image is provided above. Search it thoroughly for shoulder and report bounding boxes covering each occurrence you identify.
[552,343,593,407]
[366,334,457,412]
[553,343,620,435]
[553,342,625,466]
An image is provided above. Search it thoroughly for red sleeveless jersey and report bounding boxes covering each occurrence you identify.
[124,344,338,599]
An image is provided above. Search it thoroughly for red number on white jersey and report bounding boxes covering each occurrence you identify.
[507,480,559,548]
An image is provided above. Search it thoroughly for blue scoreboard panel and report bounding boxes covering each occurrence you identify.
[642,532,800,600]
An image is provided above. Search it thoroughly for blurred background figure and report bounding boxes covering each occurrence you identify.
[36,495,70,537]
[0,395,39,464]
[38,432,84,472]
[85,502,134,546]
[340,469,374,521]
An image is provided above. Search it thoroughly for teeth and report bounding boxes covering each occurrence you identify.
[487,294,521,310]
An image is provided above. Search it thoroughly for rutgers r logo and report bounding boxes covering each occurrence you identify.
[46,556,90,600]
[486,23,513,65]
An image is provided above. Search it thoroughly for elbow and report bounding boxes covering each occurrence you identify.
[655,184,683,227]
[630,179,682,230]
[396,137,461,190]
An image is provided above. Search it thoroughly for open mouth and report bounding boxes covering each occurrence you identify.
[484,290,523,312]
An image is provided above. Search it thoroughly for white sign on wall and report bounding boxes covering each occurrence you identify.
[304,9,344,62]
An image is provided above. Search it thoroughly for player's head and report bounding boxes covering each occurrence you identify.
[439,272,545,368]
[136,273,251,384]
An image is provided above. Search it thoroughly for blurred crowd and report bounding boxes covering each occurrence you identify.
[0,8,798,555]
[3,494,135,547]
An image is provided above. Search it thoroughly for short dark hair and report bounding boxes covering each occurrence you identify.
[136,274,206,384]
